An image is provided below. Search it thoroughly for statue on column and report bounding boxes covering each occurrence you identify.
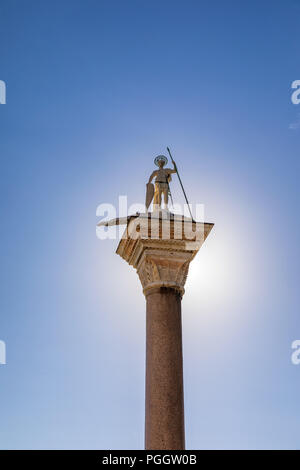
[146,155,177,211]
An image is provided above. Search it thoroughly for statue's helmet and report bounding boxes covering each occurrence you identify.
[154,155,168,167]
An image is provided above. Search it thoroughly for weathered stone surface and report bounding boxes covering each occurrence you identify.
[145,287,185,449]
[116,214,213,296]
[116,213,213,450]
[137,248,192,297]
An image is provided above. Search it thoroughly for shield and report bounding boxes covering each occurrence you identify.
[145,182,154,210]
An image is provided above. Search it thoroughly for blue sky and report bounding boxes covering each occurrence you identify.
[0,0,300,449]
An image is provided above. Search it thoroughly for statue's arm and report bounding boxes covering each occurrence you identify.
[166,160,177,175]
[166,168,177,174]
[148,170,157,183]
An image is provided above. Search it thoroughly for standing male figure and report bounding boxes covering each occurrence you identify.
[146,155,177,210]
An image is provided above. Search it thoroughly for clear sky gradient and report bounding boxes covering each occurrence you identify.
[0,0,300,449]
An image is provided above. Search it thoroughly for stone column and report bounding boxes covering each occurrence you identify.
[145,286,185,449]
[116,214,213,450]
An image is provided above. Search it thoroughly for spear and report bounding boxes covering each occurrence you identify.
[167,147,193,220]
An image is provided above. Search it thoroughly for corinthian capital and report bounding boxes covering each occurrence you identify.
[136,248,193,296]
[116,214,213,297]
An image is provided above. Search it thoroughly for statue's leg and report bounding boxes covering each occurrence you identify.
[163,186,168,208]
[158,188,162,207]
[153,183,162,209]
[153,183,159,206]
